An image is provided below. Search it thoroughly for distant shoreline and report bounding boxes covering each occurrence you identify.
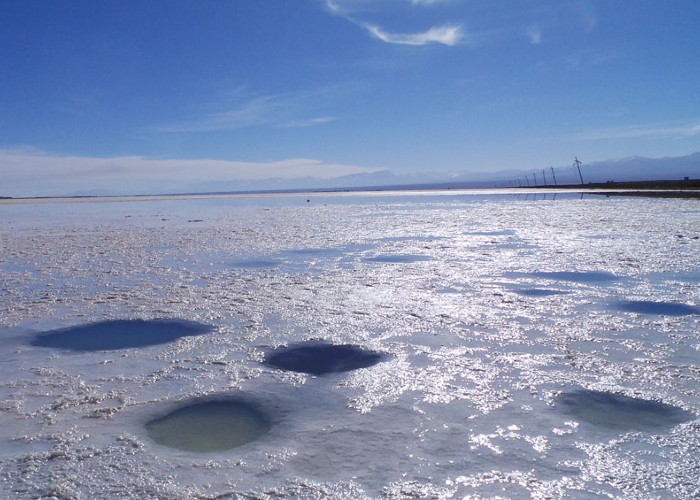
[531,178,700,190]
[588,190,700,199]
[523,178,700,199]
[1,179,699,204]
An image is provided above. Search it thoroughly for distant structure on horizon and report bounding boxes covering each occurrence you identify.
[573,157,584,185]
[505,152,700,189]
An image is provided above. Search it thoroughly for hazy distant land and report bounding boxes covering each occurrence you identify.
[3,152,700,200]
[1,177,700,203]
[532,178,700,198]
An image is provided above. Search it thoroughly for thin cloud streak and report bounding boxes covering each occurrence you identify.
[153,89,338,133]
[278,116,335,128]
[325,0,464,46]
[153,95,281,133]
[563,49,621,69]
[0,150,374,181]
[365,23,464,46]
[0,149,378,196]
[527,25,542,45]
[411,0,452,5]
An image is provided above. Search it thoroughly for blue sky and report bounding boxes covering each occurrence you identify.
[2,0,699,195]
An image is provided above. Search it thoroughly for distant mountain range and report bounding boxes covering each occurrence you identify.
[489,153,700,187]
[177,152,700,194]
[56,152,700,197]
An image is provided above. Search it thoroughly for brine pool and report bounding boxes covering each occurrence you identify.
[1,190,699,498]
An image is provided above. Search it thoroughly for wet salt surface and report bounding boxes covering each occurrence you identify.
[229,259,281,270]
[527,270,620,283]
[1,191,699,498]
[363,254,433,264]
[513,288,569,297]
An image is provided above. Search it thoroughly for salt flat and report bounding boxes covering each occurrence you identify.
[1,191,698,498]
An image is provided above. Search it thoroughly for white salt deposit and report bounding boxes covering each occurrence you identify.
[1,190,698,498]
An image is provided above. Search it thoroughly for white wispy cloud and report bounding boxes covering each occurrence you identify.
[411,0,452,5]
[527,25,542,45]
[365,23,463,46]
[574,121,700,141]
[278,116,335,128]
[153,88,338,133]
[324,0,347,14]
[325,0,464,46]
[154,95,282,133]
[563,49,621,69]
[0,149,377,197]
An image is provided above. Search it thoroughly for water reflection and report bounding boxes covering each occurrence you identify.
[515,288,569,297]
[465,229,517,236]
[531,271,618,283]
[363,254,432,264]
[556,389,693,432]
[145,399,272,452]
[31,319,213,351]
[615,300,700,316]
[265,342,384,375]
[229,259,280,269]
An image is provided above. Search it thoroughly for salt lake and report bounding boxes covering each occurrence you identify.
[1,190,698,498]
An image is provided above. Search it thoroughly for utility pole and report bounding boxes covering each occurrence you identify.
[525,176,530,187]
[550,166,557,186]
[541,169,547,186]
[574,157,584,185]
[532,173,537,186]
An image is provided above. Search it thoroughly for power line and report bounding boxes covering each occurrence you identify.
[574,157,584,185]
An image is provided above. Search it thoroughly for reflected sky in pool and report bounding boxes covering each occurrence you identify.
[615,300,700,316]
[556,389,694,432]
[265,342,385,375]
[30,319,213,351]
[529,271,620,283]
[145,398,272,453]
